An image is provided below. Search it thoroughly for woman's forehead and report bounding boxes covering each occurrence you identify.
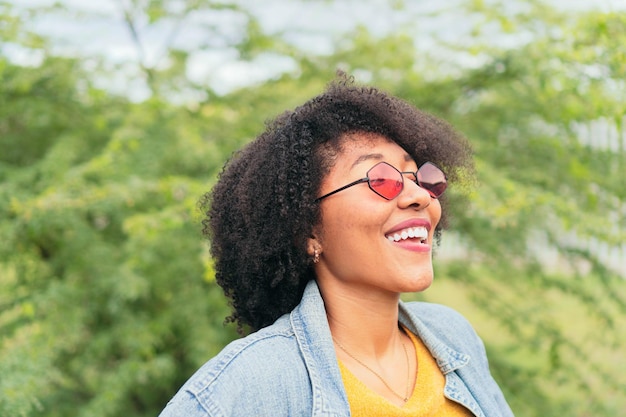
[335,134,414,165]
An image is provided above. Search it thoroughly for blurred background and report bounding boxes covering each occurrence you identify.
[1,0,624,416]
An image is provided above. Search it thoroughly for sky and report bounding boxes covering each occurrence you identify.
[11,0,463,97]
[8,0,626,98]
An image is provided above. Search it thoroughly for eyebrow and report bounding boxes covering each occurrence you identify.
[350,152,414,169]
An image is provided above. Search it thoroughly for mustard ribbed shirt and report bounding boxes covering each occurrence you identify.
[337,329,474,417]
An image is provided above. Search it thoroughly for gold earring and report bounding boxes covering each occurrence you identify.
[313,249,320,264]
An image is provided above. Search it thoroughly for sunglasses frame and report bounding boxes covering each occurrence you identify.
[315,161,447,202]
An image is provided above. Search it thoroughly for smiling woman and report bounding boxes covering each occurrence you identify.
[159,74,514,417]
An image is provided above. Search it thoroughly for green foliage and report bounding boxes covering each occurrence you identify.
[1,1,625,416]
[0,16,240,413]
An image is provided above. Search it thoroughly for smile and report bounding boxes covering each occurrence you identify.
[386,226,428,243]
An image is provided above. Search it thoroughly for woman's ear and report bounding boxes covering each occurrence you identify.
[306,228,322,261]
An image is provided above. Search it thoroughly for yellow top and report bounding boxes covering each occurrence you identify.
[338,328,474,417]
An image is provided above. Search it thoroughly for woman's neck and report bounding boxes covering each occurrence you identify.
[318,278,403,356]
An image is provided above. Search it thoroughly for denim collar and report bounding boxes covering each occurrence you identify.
[290,281,349,416]
[399,302,471,374]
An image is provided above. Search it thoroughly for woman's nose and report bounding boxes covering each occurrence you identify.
[397,176,432,209]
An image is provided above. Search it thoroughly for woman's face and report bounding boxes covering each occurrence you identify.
[311,134,442,298]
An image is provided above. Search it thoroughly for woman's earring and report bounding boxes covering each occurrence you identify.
[313,249,320,264]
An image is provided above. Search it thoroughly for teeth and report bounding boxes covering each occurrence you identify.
[386,227,428,242]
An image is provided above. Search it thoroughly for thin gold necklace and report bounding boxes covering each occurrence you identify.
[333,334,411,403]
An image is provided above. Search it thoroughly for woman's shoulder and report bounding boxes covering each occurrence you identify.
[196,316,297,377]
[160,315,312,417]
[185,314,307,392]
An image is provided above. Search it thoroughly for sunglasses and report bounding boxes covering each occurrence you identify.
[316,161,447,202]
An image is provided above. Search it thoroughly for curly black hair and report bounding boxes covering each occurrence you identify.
[202,75,472,332]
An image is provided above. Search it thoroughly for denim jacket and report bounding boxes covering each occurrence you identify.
[159,280,514,417]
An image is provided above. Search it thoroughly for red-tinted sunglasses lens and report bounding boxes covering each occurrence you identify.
[417,162,447,198]
[367,163,404,200]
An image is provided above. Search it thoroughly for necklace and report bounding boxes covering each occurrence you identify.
[333,333,411,403]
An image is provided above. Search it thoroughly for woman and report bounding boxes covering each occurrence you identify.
[159,76,514,417]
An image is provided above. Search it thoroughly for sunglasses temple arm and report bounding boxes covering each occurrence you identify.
[315,178,368,202]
